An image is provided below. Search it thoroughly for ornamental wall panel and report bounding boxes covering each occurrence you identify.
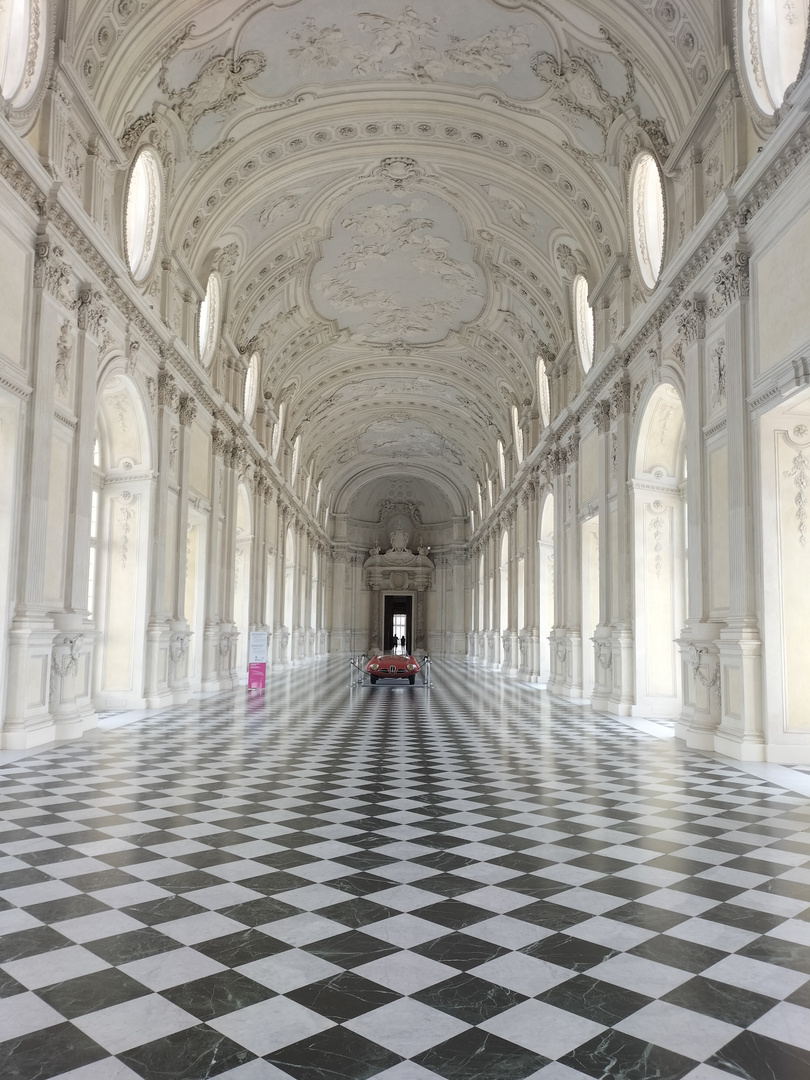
[579,430,598,504]
[43,432,71,603]
[755,209,810,374]
[776,429,810,731]
[0,227,29,368]
[189,421,210,498]
[708,441,730,613]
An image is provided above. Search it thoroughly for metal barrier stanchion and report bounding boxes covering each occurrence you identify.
[422,656,433,688]
[349,653,367,687]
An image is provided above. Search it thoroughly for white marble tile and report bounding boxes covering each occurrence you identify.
[120,946,226,991]
[209,997,335,1056]
[88,881,172,908]
[701,954,809,999]
[73,994,197,1054]
[460,914,553,950]
[353,951,457,994]
[54,909,146,943]
[3,945,109,989]
[346,998,468,1056]
[565,915,657,951]
[749,1001,810,1051]
[157,910,248,945]
[589,953,692,997]
[663,916,758,952]
[481,1000,605,1058]
[0,991,65,1041]
[614,999,741,1059]
[259,912,346,946]
[470,953,573,996]
[237,948,342,992]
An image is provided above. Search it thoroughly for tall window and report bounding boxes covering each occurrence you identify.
[537,355,551,425]
[498,438,506,489]
[573,274,595,372]
[87,437,102,619]
[512,406,524,465]
[290,434,301,487]
[630,152,665,289]
[272,402,285,458]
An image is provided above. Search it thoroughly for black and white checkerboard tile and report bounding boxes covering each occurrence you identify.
[1,660,809,1080]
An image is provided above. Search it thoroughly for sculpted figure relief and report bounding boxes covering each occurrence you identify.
[159,49,266,137]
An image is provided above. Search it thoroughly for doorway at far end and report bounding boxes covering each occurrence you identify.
[384,594,413,654]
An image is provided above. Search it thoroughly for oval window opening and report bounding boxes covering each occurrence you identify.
[631,152,665,290]
[574,274,595,372]
[742,0,809,114]
[198,272,221,369]
[125,148,162,282]
[244,351,259,423]
[0,0,47,107]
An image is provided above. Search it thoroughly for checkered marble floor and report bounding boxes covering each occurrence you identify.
[2,660,810,1080]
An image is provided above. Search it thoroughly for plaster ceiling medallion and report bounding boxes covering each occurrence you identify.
[311,188,486,343]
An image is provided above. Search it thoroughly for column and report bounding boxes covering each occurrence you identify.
[713,251,764,758]
[675,297,722,744]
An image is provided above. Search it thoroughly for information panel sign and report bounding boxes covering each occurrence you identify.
[248,632,268,690]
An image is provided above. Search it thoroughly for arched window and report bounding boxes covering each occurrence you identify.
[741,0,808,114]
[243,351,259,423]
[272,401,285,459]
[630,152,666,290]
[304,466,312,505]
[125,148,162,282]
[512,405,524,465]
[290,434,300,487]
[198,272,221,369]
[537,355,551,425]
[573,274,595,372]
[498,438,506,489]
[0,0,47,107]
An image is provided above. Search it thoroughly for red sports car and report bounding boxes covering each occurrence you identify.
[366,653,421,684]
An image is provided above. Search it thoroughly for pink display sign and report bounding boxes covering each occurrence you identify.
[248,663,266,690]
[248,632,268,691]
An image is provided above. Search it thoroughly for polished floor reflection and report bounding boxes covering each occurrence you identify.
[1,660,810,1080]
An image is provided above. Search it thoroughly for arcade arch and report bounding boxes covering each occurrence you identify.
[632,383,687,718]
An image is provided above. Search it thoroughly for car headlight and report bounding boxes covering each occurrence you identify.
[369,663,379,670]
[407,664,416,670]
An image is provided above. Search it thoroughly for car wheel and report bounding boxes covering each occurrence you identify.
[370,675,378,684]
[408,674,415,684]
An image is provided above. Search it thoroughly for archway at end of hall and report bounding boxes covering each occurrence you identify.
[631,382,687,718]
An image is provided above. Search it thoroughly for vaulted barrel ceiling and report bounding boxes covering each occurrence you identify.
[74,0,720,522]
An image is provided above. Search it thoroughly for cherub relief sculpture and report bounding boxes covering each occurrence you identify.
[159,49,266,138]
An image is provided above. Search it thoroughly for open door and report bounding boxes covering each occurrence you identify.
[384,594,413,653]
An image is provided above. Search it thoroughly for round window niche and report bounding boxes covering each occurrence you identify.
[573,274,595,372]
[630,151,665,290]
[198,272,221,369]
[125,148,162,282]
[0,0,48,108]
[740,0,808,116]
[243,351,259,423]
